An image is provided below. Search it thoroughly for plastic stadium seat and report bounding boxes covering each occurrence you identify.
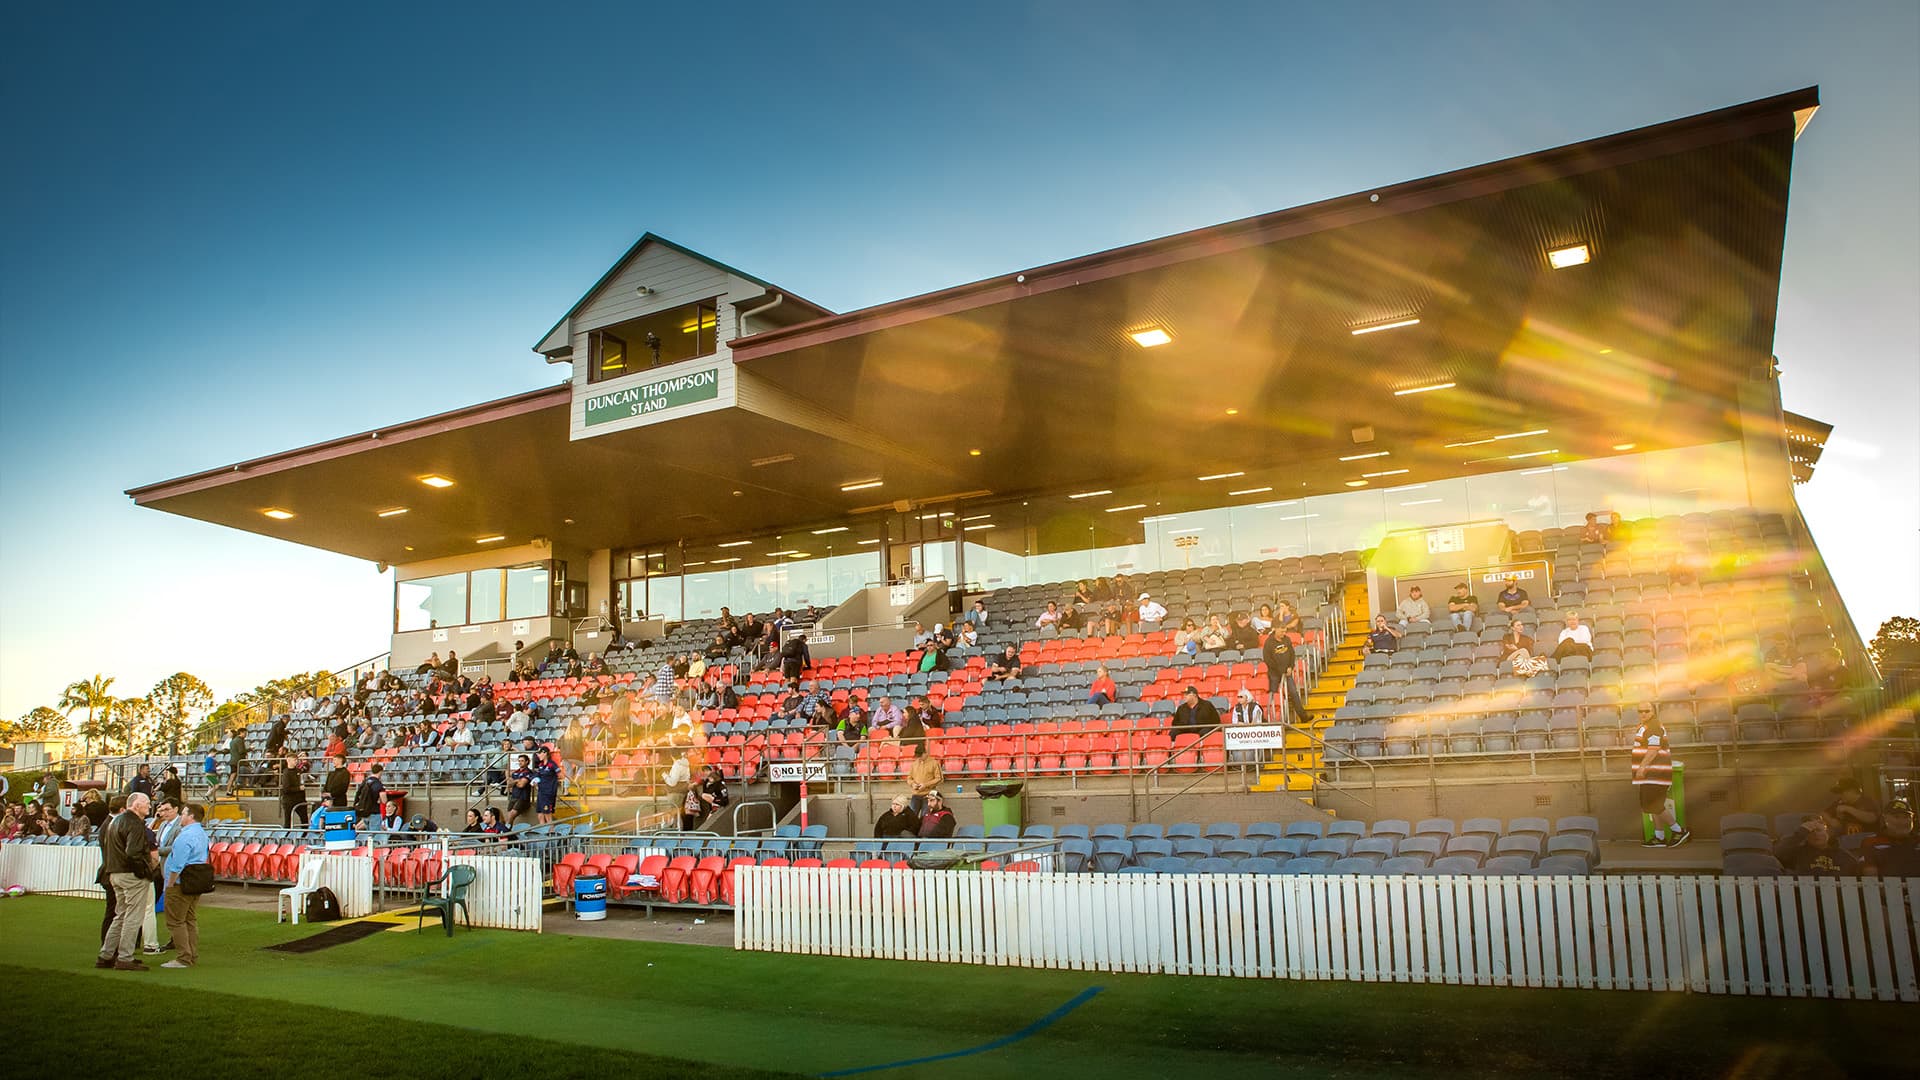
[1326,820,1368,840]
[1413,818,1457,840]
[1535,855,1591,875]
[658,856,699,903]
[1482,855,1535,875]
[1380,856,1428,875]
[1239,857,1283,875]
[1718,812,1769,835]
[1349,837,1396,863]
[1329,857,1380,875]
[1369,819,1413,839]
[1505,817,1551,838]
[1305,837,1352,860]
[552,852,588,896]
[1217,839,1261,864]
[1719,831,1772,854]
[1245,822,1286,840]
[689,856,728,904]
[1060,839,1095,873]
[1493,835,1543,864]
[1281,856,1332,875]
[1426,856,1482,875]
[1545,834,1599,868]
[1093,840,1132,873]
[1258,837,1306,861]
[1172,839,1215,864]
[1723,853,1784,877]
[1554,815,1600,837]
[1460,818,1503,841]
[1283,821,1325,840]
[1442,835,1492,865]
[1165,822,1204,841]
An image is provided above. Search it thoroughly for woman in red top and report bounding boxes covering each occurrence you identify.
[1088,665,1119,705]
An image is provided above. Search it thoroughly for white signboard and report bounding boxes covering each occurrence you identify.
[1222,725,1291,751]
[511,620,531,636]
[432,629,449,643]
[1426,526,1466,555]
[769,760,828,782]
[1482,568,1537,584]
[888,584,914,608]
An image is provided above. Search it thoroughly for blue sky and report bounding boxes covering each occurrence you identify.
[2,1,1915,720]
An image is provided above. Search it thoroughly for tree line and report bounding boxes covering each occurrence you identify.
[2,669,345,757]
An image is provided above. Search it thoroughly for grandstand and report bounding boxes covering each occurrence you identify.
[101,85,1911,887]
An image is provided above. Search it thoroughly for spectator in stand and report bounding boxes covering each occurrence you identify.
[353,764,386,824]
[987,645,1023,683]
[933,623,957,654]
[836,698,870,743]
[1058,602,1085,637]
[867,694,902,733]
[1089,665,1118,705]
[1137,592,1168,631]
[968,599,990,629]
[1825,776,1881,836]
[1274,601,1305,644]
[448,717,475,748]
[323,754,351,810]
[586,653,607,675]
[1446,583,1481,631]
[1860,800,1919,878]
[911,621,932,648]
[1630,705,1689,847]
[1395,586,1431,627]
[263,714,290,759]
[1262,632,1310,724]
[355,722,379,751]
[1551,611,1595,660]
[1762,635,1808,687]
[1774,815,1859,877]
[1171,686,1222,737]
[81,789,109,831]
[1173,617,1202,658]
[907,744,943,815]
[480,806,507,838]
[1581,511,1612,545]
[158,766,183,806]
[1366,615,1403,654]
[954,620,980,652]
[779,630,809,681]
[874,795,920,839]
[417,651,442,675]
[1252,603,1275,632]
[276,757,307,827]
[1496,576,1531,615]
[1199,615,1230,654]
[1228,687,1265,726]
[695,764,730,821]
[1035,601,1062,635]
[507,701,532,735]
[706,634,731,661]
[917,791,956,839]
[96,791,157,971]
[463,808,484,833]
[1073,580,1097,606]
[533,749,564,825]
[506,755,534,824]
[1226,611,1262,652]
[1500,623,1548,676]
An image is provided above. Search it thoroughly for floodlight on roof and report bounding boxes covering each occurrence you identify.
[262,508,294,520]
[1128,326,1173,348]
[1548,243,1591,269]
[377,507,409,518]
[840,479,884,492]
[1339,451,1390,462]
[1351,317,1420,336]
[418,474,455,488]
[1392,382,1455,396]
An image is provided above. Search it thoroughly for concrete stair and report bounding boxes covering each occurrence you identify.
[1252,574,1371,801]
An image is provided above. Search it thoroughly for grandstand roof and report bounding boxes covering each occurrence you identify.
[128,88,1819,565]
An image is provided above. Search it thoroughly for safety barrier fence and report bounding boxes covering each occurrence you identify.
[735,866,1920,1000]
[0,842,104,897]
[444,853,545,930]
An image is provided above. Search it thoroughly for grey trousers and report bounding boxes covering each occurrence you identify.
[99,873,152,962]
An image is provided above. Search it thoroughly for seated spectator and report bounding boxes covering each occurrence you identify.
[1762,635,1807,686]
[1199,615,1230,654]
[448,717,475,748]
[586,653,607,675]
[967,599,989,628]
[1136,592,1168,631]
[1170,685,1221,737]
[1057,602,1084,636]
[870,695,904,734]
[918,636,949,674]
[1095,598,1124,638]
[1366,615,1403,654]
[686,653,707,681]
[1227,687,1265,725]
[416,651,442,675]
[1396,586,1431,626]
[835,700,869,743]
[1826,776,1881,836]
[1035,601,1062,634]
[1860,800,1920,878]
[355,723,379,751]
[1273,600,1305,644]
[1088,665,1118,705]
[1172,617,1202,658]
[480,806,507,838]
[774,680,807,722]
[875,796,921,838]
[1073,580,1097,606]
[563,655,584,678]
[1773,815,1859,877]
[954,620,979,652]
[1551,611,1595,660]
[1251,603,1275,632]
[1445,583,1481,631]
[933,623,957,653]
[463,808,484,833]
[987,645,1022,683]
[1225,611,1262,652]
[911,621,933,648]
[916,790,956,838]
[1580,511,1612,545]
[1501,623,1547,676]
[1496,576,1531,615]
[506,702,531,734]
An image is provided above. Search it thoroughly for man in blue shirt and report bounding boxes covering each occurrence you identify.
[160,802,210,968]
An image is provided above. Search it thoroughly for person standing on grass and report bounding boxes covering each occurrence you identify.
[97,792,157,971]
[95,796,128,945]
[160,802,208,968]
[1630,704,1690,848]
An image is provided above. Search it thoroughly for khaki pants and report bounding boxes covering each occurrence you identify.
[163,884,199,965]
[99,873,151,962]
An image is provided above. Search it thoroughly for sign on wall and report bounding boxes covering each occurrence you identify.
[1222,726,1290,751]
[583,366,724,429]
[769,760,828,782]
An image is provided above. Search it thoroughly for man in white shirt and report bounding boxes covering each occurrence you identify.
[1396,586,1431,626]
[448,718,475,748]
[506,704,531,734]
[1137,592,1168,630]
[870,696,904,733]
[1035,602,1061,635]
[1551,611,1595,659]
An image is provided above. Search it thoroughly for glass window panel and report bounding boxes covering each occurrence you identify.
[1642,441,1748,517]
[1229,499,1315,563]
[505,564,550,620]
[781,556,830,610]
[683,570,730,620]
[1465,465,1560,535]
[1551,454,1650,529]
[964,539,1027,590]
[1380,477,1469,533]
[469,569,505,624]
[646,576,683,622]
[396,572,467,631]
[827,550,878,599]
[1304,488,1389,556]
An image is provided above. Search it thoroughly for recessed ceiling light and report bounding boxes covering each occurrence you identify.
[377,507,409,518]
[857,538,880,545]
[1392,382,1455,396]
[418,475,455,488]
[1278,513,1319,521]
[1345,480,1370,487]
[1128,327,1173,348]
[840,479,884,492]
[1339,451,1391,462]
[477,535,506,544]
[1225,408,1240,416]
[1521,466,1571,476]
[1350,317,1421,336]
[1548,243,1591,269]
[764,550,798,557]
[1105,503,1148,513]
[1229,486,1274,496]
[1506,449,1557,460]
[961,514,992,522]
[1362,469,1410,478]
[750,452,796,468]
[787,552,810,559]
[964,523,995,531]
[968,448,982,456]
[918,513,944,520]
[262,508,294,520]
[1400,498,1443,506]
[711,557,741,564]
[1196,472,1244,482]
[682,561,707,568]
[718,540,753,548]
[811,526,849,535]
[403,546,415,552]
[1444,428,1550,448]
[1613,443,1637,451]
[1067,489,1114,499]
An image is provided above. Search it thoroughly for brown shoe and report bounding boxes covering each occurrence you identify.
[113,959,149,971]
[95,957,115,969]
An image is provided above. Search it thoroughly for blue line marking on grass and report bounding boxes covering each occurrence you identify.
[818,986,1104,1077]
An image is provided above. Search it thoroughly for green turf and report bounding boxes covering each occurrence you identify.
[1,895,1908,1079]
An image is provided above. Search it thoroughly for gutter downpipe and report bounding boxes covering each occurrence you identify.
[733,292,785,339]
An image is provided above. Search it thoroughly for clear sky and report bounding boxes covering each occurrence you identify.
[2,1,1915,721]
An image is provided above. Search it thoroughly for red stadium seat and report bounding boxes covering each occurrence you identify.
[719,857,756,906]
[659,855,699,903]
[689,856,728,904]
[552,852,587,895]
[612,854,669,900]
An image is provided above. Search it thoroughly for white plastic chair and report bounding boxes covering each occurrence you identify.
[277,856,327,924]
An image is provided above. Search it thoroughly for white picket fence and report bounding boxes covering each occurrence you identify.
[307,853,376,918]
[734,867,1920,1001]
[445,853,545,931]
[0,844,104,897]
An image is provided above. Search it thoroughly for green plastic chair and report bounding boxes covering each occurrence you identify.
[416,865,477,937]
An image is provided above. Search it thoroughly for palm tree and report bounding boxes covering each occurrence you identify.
[59,674,115,757]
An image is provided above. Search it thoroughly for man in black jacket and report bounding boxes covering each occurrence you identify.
[96,792,156,971]
[264,715,290,759]
[323,754,352,810]
[276,758,307,827]
[1171,686,1222,737]
[916,792,956,839]
[874,795,920,838]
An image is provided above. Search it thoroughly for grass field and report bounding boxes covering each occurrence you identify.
[1,895,1908,1078]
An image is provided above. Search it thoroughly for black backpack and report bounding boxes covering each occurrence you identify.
[304,887,342,923]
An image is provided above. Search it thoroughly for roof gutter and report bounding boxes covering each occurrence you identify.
[733,291,786,339]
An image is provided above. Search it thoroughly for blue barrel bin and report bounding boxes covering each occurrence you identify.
[574,874,608,921]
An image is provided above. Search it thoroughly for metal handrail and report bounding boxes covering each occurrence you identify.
[1275,719,1376,810]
